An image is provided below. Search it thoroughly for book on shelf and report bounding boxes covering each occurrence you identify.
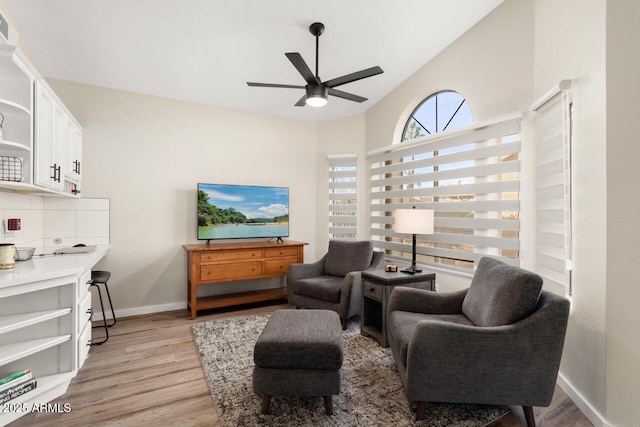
[0,377,37,404]
[0,370,31,391]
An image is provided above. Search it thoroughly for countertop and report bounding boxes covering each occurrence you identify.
[0,245,109,288]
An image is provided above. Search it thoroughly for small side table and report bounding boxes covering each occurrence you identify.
[361,269,436,347]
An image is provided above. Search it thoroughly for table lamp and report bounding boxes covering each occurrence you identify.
[393,207,434,274]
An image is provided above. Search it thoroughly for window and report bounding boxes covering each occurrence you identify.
[531,80,573,294]
[402,91,472,141]
[369,113,522,270]
[328,154,357,239]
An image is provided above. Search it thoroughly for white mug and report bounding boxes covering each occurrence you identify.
[0,243,16,269]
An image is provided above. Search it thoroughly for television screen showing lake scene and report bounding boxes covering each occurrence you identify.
[197,183,289,240]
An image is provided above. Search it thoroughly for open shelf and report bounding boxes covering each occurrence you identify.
[0,309,72,335]
[0,335,71,366]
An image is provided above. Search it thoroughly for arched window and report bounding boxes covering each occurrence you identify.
[370,90,523,271]
[402,91,472,141]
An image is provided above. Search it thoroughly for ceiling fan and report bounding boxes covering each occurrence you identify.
[247,22,383,107]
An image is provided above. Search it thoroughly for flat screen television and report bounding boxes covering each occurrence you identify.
[197,183,289,241]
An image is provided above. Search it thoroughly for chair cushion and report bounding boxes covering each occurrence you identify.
[388,311,473,364]
[324,240,373,277]
[294,275,345,303]
[462,257,543,327]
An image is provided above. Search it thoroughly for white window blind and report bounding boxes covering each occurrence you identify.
[328,154,357,239]
[532,80,573,292]
[368,113,522,269]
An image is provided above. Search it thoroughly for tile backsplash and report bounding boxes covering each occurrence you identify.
[0,191,109,254]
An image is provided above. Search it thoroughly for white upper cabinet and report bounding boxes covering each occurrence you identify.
[0,45,33,187]
[1,44,82,197]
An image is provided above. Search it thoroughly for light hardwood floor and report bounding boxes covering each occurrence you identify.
[10,303,593,427]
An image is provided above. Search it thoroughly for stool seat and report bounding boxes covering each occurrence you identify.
[92,270,111,283]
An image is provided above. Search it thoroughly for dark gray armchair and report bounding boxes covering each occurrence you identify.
[386,257,570,427]
[287,240,385,329]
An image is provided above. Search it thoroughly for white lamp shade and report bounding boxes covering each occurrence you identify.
[394,209,434,235]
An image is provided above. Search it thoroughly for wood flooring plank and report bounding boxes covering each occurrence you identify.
[7,302,593,427]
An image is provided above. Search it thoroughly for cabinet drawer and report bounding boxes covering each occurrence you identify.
[200,261,263,281]
[363,282,383,301]
[264,258,297,275]
[77,269,92,299]
[200,250,262,263]
[264,247,299,258]
[78,320,91,368]
[77,291,92,334]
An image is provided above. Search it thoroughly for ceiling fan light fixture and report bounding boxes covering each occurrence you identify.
[305,84,328,107]
[306,95,328,107]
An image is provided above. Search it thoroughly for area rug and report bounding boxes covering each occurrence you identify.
[191,313,509,426]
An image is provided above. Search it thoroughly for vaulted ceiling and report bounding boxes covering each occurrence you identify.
[5,0,503,122]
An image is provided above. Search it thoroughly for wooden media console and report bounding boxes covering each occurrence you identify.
[184,240,307,319]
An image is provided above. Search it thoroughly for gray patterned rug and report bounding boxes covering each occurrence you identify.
[191,312,509,426]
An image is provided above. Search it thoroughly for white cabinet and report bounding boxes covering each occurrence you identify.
[0,45,34,188]
[0,247,107,425]
[0,44,82,197]
[34,81,82,194]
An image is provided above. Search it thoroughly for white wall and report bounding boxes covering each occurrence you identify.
[45,80,318,316]
[533,0,609,421]
[315,114,366,256]
[605,2,640,426]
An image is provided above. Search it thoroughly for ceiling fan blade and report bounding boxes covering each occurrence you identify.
[285,52,320,85]
[247,82,305,89]
[328,88,367,103]
[324,66,384,88]
[294,95,307,107]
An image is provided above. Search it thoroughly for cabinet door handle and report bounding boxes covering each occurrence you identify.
[51,164,61,182]
[50,164,57,180]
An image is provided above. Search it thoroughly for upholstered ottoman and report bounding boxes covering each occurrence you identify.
[252,309,344,415]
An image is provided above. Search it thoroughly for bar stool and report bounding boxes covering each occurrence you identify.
[89,270,116,346]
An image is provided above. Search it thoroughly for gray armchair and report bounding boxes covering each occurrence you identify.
[287,240,385,329]
[386,257,570,427]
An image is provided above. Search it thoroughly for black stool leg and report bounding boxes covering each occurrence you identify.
[101,281,117,327]
[90,282,109,345]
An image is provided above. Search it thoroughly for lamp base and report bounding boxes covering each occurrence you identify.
[400,266,422,275]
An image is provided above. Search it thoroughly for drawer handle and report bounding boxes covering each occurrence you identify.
[369,287,375,292]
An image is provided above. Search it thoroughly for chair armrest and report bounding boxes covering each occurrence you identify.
[387,287,467,316]
[286,254,327,296]
[405,291,570,406]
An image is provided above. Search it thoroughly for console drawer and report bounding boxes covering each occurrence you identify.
[200,250,262,263]
[200,261,263,281]
[264,247,299,258]
[264,258,298,275]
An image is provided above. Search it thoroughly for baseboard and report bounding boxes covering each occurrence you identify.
[557,373,612,427]
[91,301,187,321]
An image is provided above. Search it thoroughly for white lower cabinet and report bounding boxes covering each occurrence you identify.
[0,266,97,425]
